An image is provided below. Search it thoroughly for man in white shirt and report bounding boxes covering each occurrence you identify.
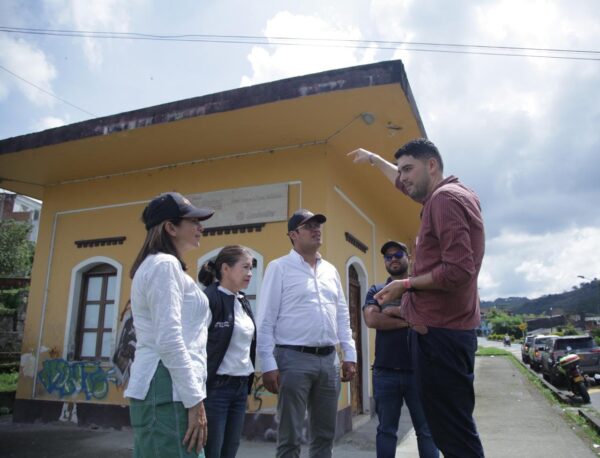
[256,209,357,458]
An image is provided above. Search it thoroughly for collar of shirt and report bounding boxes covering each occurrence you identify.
[288,248,322,268]
[421,175,459,206]
[217,284,243,300]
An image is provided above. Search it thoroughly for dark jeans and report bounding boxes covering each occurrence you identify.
[203,375,249,458]
[373,367,438,458]
[411,327,485,458]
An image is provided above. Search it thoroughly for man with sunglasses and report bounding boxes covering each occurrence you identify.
[256,209,357,458]
[364,241,438,458]
[348,139,485,458]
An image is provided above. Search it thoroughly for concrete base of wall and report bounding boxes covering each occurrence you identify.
[13,399,130,429]
[243,405,352,442]
[13,399,354,440]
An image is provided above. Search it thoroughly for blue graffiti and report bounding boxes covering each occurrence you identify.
[37,359,117,400]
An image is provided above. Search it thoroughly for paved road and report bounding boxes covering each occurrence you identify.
[1,342,598,457]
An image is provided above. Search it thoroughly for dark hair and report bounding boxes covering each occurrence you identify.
[198,245,253,287]
[130,218,186,279]
[394,138,444,171]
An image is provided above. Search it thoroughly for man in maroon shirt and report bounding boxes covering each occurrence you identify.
[348,139,485,458]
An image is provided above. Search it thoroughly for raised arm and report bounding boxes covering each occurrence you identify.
[347,148,398,185]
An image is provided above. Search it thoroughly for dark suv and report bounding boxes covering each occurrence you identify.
[521,335,536,363]
[541,335,600,384]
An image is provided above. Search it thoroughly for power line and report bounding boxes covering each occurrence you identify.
[1,25,599,61]
[0,64,95,116]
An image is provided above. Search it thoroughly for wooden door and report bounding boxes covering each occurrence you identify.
[348,265,363,414]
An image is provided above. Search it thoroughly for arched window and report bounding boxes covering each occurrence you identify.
[64,257,122,362]
[75,263,118,360]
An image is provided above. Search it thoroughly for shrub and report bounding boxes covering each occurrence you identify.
[0,287,28,310]
[0,372,18,393]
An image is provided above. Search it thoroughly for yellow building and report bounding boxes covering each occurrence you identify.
[0,60,425,436]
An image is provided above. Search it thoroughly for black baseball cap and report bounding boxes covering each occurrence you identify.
[142,192,215,230]
[288,209,327,232]
[380,240,408,255]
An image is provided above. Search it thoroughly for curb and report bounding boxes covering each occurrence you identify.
[514,358,574,404]
[513,357,600,435]
[578,409,600,436]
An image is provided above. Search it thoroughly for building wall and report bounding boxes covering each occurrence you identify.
[18,141,420,412]
[13,73,425,428]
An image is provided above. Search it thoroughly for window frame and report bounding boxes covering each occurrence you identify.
[74,264,117,361]
[64,256,123,363]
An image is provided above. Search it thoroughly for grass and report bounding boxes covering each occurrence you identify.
[475,346,512,357]
[0,372,18,392]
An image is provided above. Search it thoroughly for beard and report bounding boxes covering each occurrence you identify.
[386,263,408,277]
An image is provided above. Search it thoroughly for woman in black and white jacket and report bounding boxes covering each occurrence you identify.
[198,245,256,458]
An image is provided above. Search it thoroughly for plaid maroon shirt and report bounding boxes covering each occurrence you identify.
[395,175,485,329]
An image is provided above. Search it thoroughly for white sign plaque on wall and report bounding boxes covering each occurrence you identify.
[187,183,288,228]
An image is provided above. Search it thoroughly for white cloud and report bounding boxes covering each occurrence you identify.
[45,0,135,67]
[367,0,600,301]
[0,35,57,106]
[480,227,600,300]
[32,116,68,132]
[240,11,377,86]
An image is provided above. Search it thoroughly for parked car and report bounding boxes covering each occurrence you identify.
[521,335,536,363]
[541,335,600,385]
[529,335,558,372]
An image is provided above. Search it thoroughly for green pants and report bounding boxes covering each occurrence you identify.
[129,362,205,458]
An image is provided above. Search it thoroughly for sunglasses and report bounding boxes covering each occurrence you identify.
[384,252,405,262]
[297,222,322,231]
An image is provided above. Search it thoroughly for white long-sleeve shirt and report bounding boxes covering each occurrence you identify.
[256,249,357,373]
[125,253,211,408]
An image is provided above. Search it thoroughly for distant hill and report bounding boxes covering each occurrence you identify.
[481,296,528,311]
[481,279,600,315]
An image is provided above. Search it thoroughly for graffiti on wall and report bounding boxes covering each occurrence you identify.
[112,301,136,386]
[250,372,269,412]
[37,358,117,400]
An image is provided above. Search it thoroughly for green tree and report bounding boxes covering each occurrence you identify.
[591,328,600,346]
[0,219,34,276]
[487,311,523,338]
[558,323,579,336]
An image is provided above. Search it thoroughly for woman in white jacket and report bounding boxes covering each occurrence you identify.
[125,192,214,457]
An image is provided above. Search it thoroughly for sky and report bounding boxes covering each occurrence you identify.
[1,0,599,301]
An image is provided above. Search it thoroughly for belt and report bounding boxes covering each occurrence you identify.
[406,324,428,335]
[212,374,249,383]
[277,344,336,356]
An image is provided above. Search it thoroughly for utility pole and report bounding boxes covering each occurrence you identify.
[577,275,599,329]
